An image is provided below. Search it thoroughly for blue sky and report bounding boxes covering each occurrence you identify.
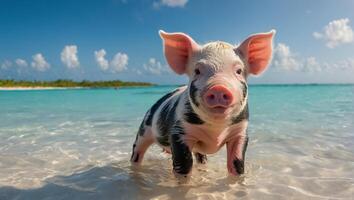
[0,0,354,84]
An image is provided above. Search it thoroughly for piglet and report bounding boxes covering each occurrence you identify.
[131,30,275,177]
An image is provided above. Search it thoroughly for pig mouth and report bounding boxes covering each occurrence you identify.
[206,105,230,115]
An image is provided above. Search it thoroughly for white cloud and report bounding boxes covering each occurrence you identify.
[31,53,50,71]
[94,49,129,73]
[94,49,109,71]
[143,58,170,75]
[110,52,128,73]
[325,58,354,71]
[272,43,301,71]
[341,58,354,70]
[1,60,12,69]
[15,59,28,67]
[61,45,80,69]
[313,18,353,48]
[131,68,143,75]
[272,42,354,73]
[303,57,322,72]
[153,0,188,8]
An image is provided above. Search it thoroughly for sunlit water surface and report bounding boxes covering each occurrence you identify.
[0,85,353,199]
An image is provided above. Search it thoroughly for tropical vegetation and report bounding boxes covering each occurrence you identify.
[0,79,154,88]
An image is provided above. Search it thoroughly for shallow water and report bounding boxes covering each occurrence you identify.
[0,85,353,200]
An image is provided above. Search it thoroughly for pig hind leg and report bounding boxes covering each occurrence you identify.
[194,152,207,164]
[130,125,154,164]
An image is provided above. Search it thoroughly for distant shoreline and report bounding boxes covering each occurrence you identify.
[0,86,153,91]
[0,79,154,90]
[0,87,84,91]
[0,80,352,91]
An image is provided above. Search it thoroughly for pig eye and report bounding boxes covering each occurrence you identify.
[236,69,242,75]
[194,68,201,75]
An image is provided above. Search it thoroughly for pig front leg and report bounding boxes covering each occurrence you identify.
[226,134,249,176]
[170,126,193,176]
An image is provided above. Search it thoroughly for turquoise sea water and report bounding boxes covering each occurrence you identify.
[0,85,353,199]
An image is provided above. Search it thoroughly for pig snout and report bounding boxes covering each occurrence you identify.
[203,85,234,108]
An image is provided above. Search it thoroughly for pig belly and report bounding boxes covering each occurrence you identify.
[192,141,223,155]
[183,123,245,155]
[183,126,226,155]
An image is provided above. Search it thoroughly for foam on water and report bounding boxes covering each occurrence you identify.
[0,85,353,199]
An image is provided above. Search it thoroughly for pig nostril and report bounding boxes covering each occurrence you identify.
[223,94,228,100]
[209,94,215,100]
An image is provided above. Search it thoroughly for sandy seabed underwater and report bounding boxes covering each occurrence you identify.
[0,85,353,200]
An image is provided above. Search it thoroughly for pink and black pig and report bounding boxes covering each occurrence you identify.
[131,30,275,177]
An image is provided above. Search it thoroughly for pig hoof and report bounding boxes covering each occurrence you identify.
[194,153,207,164]
[173,171,191,184]
[232,159,245,175]
[130,152,141,165]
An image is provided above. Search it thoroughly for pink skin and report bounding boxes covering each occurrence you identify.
[182,120,248,153]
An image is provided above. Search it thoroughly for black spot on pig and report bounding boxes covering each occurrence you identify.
[184,101,204,125]
[130,143,137,161]
[242,136,249,159]
[145,89,179,126]
[156,99,179,146]
[231,104,249,125]
[137,121,145,136]
[171,120,185,135]
[130,132,140,161]
[170,122,193,174]
[189,80,199,107]
[240,81,248,100]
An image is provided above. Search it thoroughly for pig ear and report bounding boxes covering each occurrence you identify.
[236,30,276,75]
[159,30,200,74]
